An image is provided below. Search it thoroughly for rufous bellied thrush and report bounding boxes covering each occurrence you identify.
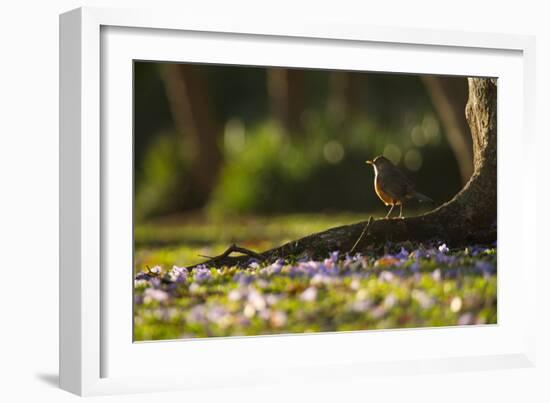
[366,155,433,218]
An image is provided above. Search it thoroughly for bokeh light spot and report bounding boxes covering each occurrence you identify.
[411,125,428,147]
[224,118,246,154]
[383,144,402,165]
[422,115,441,145]
[323,140,345,164]
[404,149,423,171]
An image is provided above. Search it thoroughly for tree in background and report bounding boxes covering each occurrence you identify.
[327,71,362,124]
[135,63,465,219]
[267,68,306,133]
[422,76,473,184]
[161,64,222,205]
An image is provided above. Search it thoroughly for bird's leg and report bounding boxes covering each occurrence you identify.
[398,203,403,218]
[385,204,395,218]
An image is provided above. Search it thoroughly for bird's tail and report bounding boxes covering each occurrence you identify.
[413,191,433,203]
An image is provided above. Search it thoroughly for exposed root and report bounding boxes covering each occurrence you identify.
[188,243,262,270]
[348,216,374,255]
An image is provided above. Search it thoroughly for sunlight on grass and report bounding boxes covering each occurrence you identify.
[134,214,497,340]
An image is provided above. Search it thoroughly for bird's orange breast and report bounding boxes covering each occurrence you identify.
[374,177,397,205]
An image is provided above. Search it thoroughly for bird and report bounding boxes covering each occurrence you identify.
[366,155,433,218]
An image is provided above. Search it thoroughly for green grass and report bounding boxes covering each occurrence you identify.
[135,213,367,270]
[134,214,497,341]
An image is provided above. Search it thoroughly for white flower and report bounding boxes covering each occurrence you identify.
[270,311,287,327]
[143,288,169,303]
[247,288,266,311]
[300,287,317,302]
[450,296,462,313]
[412,290,434,309]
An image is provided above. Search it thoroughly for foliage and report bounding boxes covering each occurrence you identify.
[133,63,469,220]
[207,114,459,217]
[134,133,188,220]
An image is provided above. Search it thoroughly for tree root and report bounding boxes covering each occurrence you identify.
[185,209,495,270]
[348,216,374,255]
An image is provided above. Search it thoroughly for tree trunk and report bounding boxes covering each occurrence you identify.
[190,78,496,269]
[267,68,305,133]
[161,64,222,202]
[421,76,474,184]
[327,71,362,124]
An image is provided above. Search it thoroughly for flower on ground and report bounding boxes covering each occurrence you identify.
[300,286,318,302]
[194,265,211,283]
[379,271,395,282]
[260,259,283,276]
[412,289,434,309]
[450,296,462,312]
[270,310,288,327]
[247,287,267,311]
[168,265,188,283]
[458,312,475,325]
[148,265,161,275]
[475,261,495,277]
[394,247,409,260]
[143,288,169,303]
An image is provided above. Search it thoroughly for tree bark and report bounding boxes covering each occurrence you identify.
[421,76,474,184]
[189,78,497,269]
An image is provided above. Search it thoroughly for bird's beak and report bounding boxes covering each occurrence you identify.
[366,160,373,165]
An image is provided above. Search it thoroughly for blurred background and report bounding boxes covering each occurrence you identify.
[134,62,474,265]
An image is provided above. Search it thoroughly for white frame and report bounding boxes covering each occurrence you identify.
[60,6,537,396]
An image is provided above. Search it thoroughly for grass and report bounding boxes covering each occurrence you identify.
[134,214,497,341]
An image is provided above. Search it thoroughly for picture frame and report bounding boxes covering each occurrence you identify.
[59,6,537,396]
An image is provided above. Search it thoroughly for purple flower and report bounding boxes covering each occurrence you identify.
[168,265,188,283]
[458,312,475,325]
[445,268,459,279]
[343,254,354,268]
[329,251,339,263]
[466,245,488,256]
[393,269,405,277]
[474,261,495,277]
[260,259,283,276]
[194,265,211,283]
[248,260,260,269]
[408,261,421,273]
[143,288,169,303]
[186,305,207,324]
[435,253,456,265]
[206,305,231,327]
[394,247,409,260]
[233,272,254,285]
[295,261,330,277]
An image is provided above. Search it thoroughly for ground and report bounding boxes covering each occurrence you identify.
[133,214,497,341]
